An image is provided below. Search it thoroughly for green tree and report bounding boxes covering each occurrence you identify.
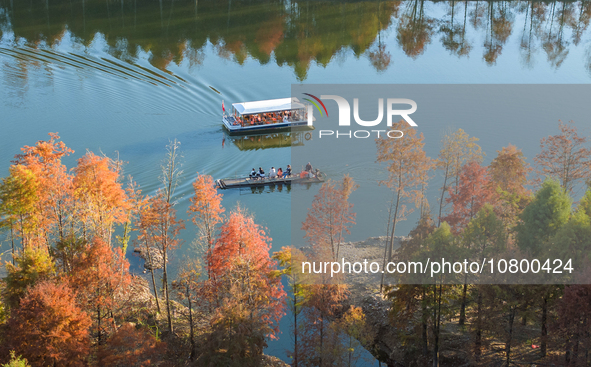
[0,165,39,254]
[578,185,591,217]
[462,205,507,354]
[550,210,591,267]
[273,247,310,367]
[423,223,459,367]
[516,178,571,256]
[2,247,55,309]
[1,351,30,367]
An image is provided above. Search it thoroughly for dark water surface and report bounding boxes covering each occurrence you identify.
[1,0,591,363]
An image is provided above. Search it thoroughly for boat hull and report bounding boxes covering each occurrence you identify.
[216,172,325,189]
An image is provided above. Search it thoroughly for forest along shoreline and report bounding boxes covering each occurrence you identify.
[301,235,562,367]
[301,236,408,367]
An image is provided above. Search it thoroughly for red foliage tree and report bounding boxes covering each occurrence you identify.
[441,161,496,234]
[206,208,285,338]
[1,280,91,367]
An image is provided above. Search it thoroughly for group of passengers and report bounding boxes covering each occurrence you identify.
[249,162,317,180]
[250,165,292,180]
[238,111,293,126]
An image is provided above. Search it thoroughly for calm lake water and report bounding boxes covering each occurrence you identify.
[1,0,591,363]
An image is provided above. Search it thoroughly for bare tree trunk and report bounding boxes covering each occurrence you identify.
[475,289,482,359]
[163,251,173,333]
[422,287,429,356]
[294,290,299,367]
[10,223,15,265]
[388,189,401,261]
[433,283,442,367]
[188,287,195,360]
[144,239,161,313]
[506,306,516,367]
[541,295,548,357]
[437,167,450,226]
[459,278,468,326]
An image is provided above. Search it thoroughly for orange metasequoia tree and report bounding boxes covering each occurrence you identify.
[187,173,224,277]
[441,161,496,326]
[204,208,285,359]
[139,193,184,333]
[73,152,128,245]
[1,280,91,367]
[13,132,74,245]
[97,323,167,367]
[534,120,591,194]
[67,238,132,346]
[441,161,496,234]
[376,122,433,262]
[435,128,484,225]
[301,175,357,262]
[489,144,532,231]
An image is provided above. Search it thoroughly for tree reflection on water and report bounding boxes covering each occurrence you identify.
[1,0,591,79]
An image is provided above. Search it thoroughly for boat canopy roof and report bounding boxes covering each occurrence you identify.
[232,97,305,115]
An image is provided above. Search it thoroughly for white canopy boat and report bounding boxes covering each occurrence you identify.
[222,97,312,134]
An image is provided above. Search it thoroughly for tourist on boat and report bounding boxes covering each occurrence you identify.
[258,167,265,178]
[277,167,283,178]
[250,168,257,179]
[305,162,313,172]
[285,165,291,177]
[269,167,277,179]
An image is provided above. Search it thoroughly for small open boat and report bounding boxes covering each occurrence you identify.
[222,97,313,134]
[216,170,325,189]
